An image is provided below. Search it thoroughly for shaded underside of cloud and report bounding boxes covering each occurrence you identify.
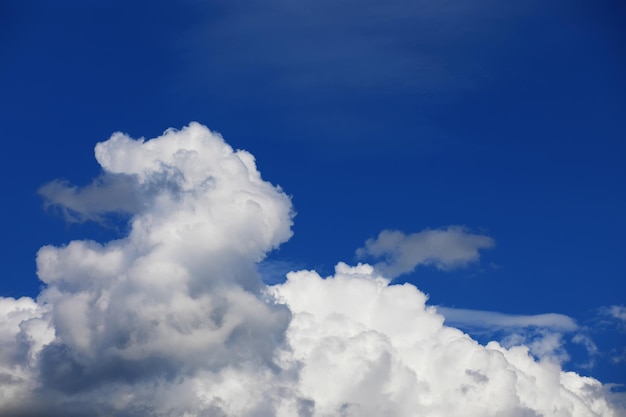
[39,174,143,222]
[0,123,623,416]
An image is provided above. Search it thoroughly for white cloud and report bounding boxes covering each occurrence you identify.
[0,123,624,416]
[357,227,495,278]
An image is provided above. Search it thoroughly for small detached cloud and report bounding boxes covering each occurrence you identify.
[356,227,495,278]
[437,307,579,332]
[0,123,624,416]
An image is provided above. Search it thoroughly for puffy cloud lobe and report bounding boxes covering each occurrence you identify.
[0,296,53,412]
[0,123,624,416]
[357,227,495,278]
[272,264,621,417]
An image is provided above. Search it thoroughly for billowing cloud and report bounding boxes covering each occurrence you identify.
[273,264,622,416]
[357,227,495,278]
[2,123,294,415]
[0,123,624,416]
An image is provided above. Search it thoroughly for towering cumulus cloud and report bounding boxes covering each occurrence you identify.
[0,123,622,416]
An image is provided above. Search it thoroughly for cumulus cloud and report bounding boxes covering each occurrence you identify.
[357,227,495,278]
[272,264,621,416]
[0,123,624,416]
[2,123,294,415]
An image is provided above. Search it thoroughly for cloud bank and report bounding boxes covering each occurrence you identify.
[1,123,623,416]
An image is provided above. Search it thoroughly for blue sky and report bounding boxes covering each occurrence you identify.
[1,0,625,402]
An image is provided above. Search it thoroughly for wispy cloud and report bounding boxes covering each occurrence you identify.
[605,305,626,323]
[594,305,626,366]
[437,306,585,364]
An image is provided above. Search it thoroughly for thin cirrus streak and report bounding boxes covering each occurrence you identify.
[0,123,623,417]
[436,307,579,332]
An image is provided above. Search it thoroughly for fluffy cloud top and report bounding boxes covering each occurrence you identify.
[357,227,495,278]
[273,264,620,417]
[0,123,623,416]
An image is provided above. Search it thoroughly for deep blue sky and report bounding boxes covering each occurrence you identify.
[1,0,625,384]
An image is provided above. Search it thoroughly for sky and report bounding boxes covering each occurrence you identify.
[1,1,625,416]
